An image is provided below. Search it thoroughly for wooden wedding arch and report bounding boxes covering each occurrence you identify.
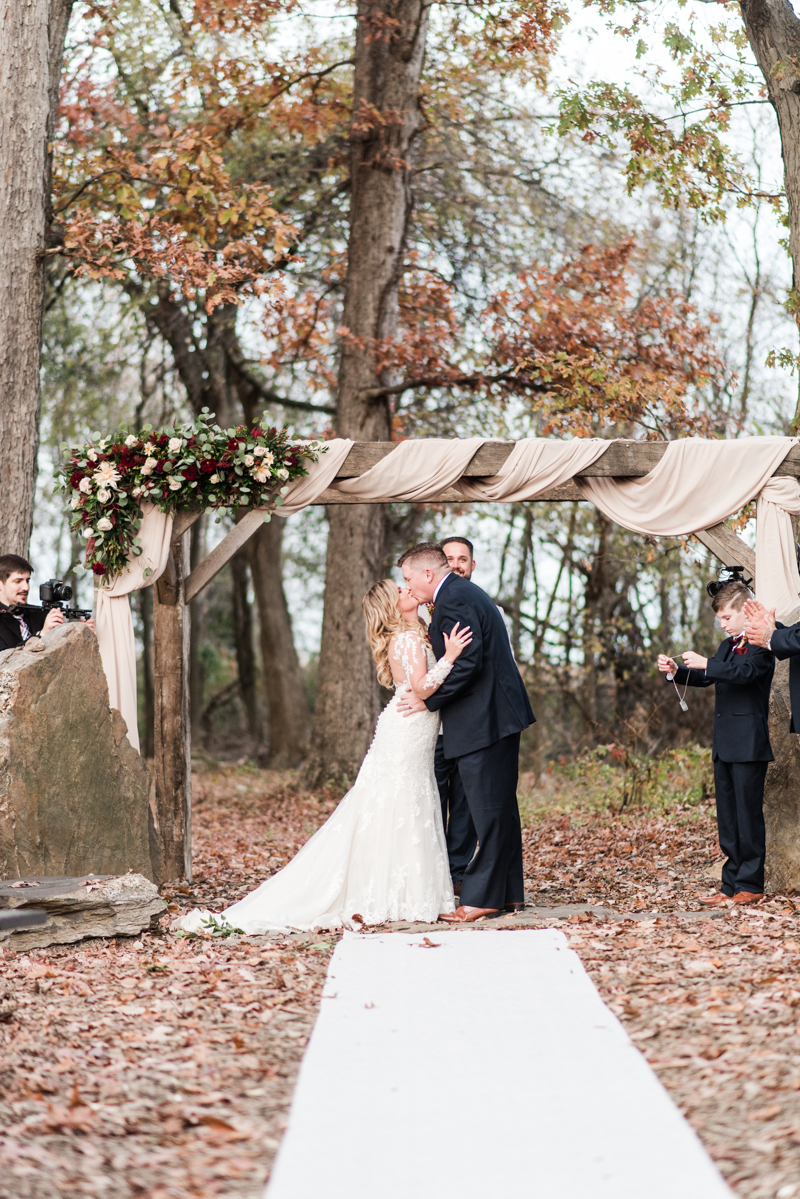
[155,437,779,884]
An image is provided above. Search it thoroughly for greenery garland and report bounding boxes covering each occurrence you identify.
[58,410,325,581]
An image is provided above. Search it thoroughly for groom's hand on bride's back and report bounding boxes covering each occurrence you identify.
[397,688,427,717]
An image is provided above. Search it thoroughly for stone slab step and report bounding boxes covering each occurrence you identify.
[0,873,165,950]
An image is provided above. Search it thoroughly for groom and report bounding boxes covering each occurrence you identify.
[397,543,535,923]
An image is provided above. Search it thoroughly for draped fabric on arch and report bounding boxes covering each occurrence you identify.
[93,435,800,755]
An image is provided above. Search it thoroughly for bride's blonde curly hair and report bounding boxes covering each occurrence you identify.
[363,578,427,688]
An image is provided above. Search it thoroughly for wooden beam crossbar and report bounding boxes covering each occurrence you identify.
[177,438,776,601]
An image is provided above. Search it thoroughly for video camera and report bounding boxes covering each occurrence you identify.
[706,565,754,599]
[32,579,92,622]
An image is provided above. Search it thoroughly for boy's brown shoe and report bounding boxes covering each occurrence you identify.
[697,892,731,907]
[733,890,764,905]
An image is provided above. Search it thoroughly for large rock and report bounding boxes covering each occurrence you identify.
[0,873,165,950]
[765,607,800,893]
[0,623,155,881]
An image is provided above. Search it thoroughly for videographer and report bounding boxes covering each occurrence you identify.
[0,555,93,650]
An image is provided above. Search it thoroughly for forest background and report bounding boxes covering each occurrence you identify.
[28,0,800,792]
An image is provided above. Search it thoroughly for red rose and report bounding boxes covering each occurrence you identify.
[200,459,217,474]
[227,438,239,451]
[285,457,295,467]
[69,471,84,488]
[182,464,199,481]
[92,563,106,576]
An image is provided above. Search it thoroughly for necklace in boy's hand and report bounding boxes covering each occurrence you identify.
[681,650,708,670]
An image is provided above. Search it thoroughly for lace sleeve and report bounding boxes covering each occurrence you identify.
[418,658,453,692]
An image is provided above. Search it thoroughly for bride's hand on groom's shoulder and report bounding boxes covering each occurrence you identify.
[443,621,472,662]
[397,687,426,717]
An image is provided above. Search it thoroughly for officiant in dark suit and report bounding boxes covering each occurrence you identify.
[397,543,534,923]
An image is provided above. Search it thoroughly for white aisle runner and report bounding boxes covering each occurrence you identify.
[266,929,731,1199]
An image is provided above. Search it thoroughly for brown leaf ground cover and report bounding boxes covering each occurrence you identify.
[1,762,800,1197]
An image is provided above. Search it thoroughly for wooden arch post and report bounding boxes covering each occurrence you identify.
[151,439,800,886]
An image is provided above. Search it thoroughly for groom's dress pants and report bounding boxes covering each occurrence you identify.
[455,731,524,910]
[434,737,478,882]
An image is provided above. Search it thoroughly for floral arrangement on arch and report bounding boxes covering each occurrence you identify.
[58,410,324,582]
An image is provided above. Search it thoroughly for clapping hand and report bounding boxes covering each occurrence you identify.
[744,598,776,648]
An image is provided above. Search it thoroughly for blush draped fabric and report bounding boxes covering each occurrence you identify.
[578,437,800,616]
[94,502,174,753]
[94,435,800,754]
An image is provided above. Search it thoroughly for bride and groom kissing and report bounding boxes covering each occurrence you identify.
[177,540,534,935]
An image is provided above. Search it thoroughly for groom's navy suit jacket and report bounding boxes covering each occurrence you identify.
[424,573,534,759]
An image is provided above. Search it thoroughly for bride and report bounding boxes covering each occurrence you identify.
[176,579,472,933]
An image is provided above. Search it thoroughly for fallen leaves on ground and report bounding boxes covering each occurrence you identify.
[0,767,342,1199]
[2,768,800,1197]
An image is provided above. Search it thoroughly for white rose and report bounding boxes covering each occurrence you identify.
[144,442,155,454]
[142,457,157,476]
[78,477,91,493]
[209,474,220,484]
[276,467,289,480]
[168,437,182,453]
[97,487,111,503]
[125,435,137,447]
[96,516,113,532]
[244,454,255,467]
[132,486,143,498]
[87,448,98,462]
[70,493,81,510]
[169,477,182,490]
[81,527,93,539]
[254,445,266,457]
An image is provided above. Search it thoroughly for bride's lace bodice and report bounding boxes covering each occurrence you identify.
[391,629,453,693]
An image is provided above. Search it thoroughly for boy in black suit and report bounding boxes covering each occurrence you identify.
[657,580,774,907]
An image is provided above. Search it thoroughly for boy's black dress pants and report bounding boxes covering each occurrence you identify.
[713,759,768,895]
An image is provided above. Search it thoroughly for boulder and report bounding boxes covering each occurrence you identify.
[0,873,165,950]
[0,623,155,882]
[765,609,800,894]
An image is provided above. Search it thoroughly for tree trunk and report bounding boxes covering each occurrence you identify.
[231,547,265,754]
[143,293,309,765]
[0,0,73,553]
[247,517,311,768]
[739,0,800,428]
[302,0,430,786]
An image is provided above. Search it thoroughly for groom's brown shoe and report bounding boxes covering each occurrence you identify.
[439,905,500,923]
[459,906,500,922]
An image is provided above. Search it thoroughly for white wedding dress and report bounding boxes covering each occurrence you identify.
[177,632,455,933]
